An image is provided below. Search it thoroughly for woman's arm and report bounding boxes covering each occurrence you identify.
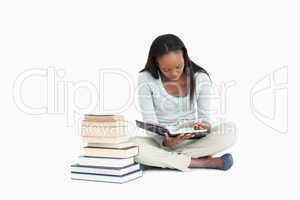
[137,73,164,144]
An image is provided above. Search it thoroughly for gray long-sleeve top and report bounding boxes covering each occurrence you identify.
[137,70,218,145]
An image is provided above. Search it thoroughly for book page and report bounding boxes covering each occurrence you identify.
[167,119,207,135]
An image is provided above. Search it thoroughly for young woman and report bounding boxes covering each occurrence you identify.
[133,34,236,171]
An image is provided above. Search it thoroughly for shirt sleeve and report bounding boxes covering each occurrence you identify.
[195,73,219,128]
[137,72,164,145]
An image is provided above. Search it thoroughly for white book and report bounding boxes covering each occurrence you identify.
[83,146,138,158]
[71,169,143,184]
[82,136,129,144]
[71,163,141,176]
[78,156,134,168]
[81,120,128,137]
[86,141,135,149]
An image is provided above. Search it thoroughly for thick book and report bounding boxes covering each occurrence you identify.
[78,156,135,168]
[83,146,138,158]
[82,136,129,144]
[71,169,143,184]
[81,121,128,137]
[135,120,209,139]
[71,163,141,176]
[86,141,135,149]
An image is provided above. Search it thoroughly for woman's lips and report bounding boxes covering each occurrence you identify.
[169,76,180,81]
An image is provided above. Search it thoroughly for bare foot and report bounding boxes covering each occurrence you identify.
[189,157,224,169]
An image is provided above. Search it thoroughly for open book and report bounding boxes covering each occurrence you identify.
[135,120,209,139]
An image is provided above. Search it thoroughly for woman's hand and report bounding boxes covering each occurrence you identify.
[162,132,193,149]
[193,121,211,131]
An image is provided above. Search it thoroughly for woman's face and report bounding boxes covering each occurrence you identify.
[157,50,185,81]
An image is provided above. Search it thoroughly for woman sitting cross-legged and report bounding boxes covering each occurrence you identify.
[133,34,237,172]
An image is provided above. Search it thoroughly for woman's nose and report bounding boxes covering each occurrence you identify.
[171,71,179,77]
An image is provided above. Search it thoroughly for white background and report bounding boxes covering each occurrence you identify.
[0,0,299,199]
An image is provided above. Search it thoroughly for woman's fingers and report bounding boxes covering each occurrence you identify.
[193,123,201,130]
[177,133,192,141]
[164,133,194,148]
[178,134,186,140]
[165,133,192,147]
[174,133,183,139]
[184,133,194,139]
[181,134,193,140]
[194,122,209,129]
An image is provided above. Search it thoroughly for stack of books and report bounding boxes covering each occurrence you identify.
[71,114,143,184]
